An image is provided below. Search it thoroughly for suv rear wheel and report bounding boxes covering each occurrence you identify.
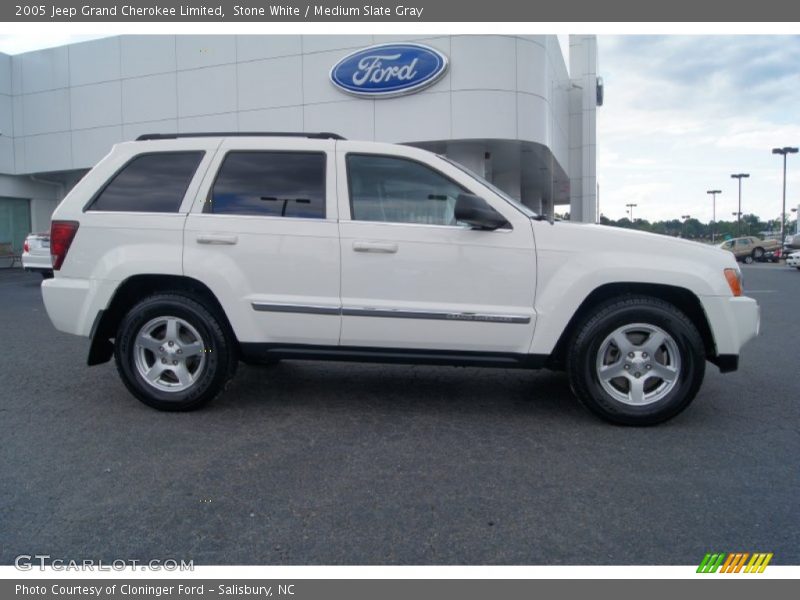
[114,293,237,411]
[567,296,705,425]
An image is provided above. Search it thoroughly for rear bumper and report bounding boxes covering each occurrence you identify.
[41,276,117,337]
[21,252,52,271]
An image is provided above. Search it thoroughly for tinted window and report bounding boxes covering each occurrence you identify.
[347,154,467,226]
[89,152,203,212]
[208,152,326,218]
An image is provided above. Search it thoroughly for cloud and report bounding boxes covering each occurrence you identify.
[598,35,800,222]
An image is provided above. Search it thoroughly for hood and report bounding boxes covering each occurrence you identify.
[536,221,735,265]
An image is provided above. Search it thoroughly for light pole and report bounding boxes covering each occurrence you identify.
[681,214,691,238]
[732,211,740,237]
[730,173,750,236]
[772,147,798,245]
[626,203,637,222]
[706,189,721,242]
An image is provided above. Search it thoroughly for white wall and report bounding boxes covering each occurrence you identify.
[0,35,600,222]
[3,35,573,179]
[568,35,598,222]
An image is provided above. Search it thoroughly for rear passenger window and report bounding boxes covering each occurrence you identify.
[88,152,203,212]
[207,152,326,218]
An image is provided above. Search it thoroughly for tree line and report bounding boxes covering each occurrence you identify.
[554,213,799,241]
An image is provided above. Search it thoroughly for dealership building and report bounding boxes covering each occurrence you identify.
[0,34,599,252]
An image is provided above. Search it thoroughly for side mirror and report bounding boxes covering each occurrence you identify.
[454,194,509,231]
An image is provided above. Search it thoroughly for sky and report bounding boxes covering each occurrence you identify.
[1,33,799,225]
[597,35,800,223]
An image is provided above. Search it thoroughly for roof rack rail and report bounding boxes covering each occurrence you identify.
[135,131,346,141]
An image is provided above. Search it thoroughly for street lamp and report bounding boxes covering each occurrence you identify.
[730,173,750,236]
[681,214,691,238]
[626,203,637,222]
[706,190,721,242]
[772,147,798,245]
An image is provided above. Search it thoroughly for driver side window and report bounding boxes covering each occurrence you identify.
[347,154,468,226]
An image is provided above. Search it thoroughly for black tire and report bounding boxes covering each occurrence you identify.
[566,296,705,426]
[743,255,754,264]
[114,293,237,411]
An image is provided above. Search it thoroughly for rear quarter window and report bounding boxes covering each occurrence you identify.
[87,152,204,213]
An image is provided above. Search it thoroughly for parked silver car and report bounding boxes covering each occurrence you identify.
[22,232,53,278]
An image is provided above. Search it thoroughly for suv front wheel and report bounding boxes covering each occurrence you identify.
[114,293,237,411]
[567,296,705,425]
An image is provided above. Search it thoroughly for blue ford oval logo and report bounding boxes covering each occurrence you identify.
[330,43,449,98]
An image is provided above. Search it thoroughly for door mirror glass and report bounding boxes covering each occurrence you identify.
[454,194,509,230]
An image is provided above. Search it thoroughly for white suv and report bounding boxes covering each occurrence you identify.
[42,132,760,425]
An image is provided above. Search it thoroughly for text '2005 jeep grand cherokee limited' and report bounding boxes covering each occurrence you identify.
[42,132,760,425]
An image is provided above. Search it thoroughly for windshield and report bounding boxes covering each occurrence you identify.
[438,155,539,218]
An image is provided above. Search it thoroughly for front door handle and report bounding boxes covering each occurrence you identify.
[353,241,398,254]
[196,234,238,245]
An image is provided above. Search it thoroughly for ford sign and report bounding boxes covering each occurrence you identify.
[330,43,449,98]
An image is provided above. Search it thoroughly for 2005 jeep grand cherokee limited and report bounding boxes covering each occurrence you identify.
[42,132,760,425]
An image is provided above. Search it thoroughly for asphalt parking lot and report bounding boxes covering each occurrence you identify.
[1,263,798,565]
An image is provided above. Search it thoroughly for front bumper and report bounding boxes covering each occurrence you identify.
[701,295,760,371]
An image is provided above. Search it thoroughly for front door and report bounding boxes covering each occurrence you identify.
[336,145,537,355]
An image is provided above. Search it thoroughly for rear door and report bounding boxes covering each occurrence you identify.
[184,138,341,346]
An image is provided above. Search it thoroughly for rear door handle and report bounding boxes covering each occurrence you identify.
[196,234,238,245]
[353,241,398,254]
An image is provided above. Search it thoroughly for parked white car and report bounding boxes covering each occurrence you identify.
[41,133,760,425]
[786,251,800,269]
[21,232,53,278]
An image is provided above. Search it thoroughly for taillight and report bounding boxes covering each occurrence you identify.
[50,221,79,271]
[23,240,29,253]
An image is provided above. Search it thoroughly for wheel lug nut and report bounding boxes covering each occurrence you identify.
[642,352,648,359]
[173,360,178,365]
[635,372,641,378]
[177,349,182,354]
[627,352,634,358]
[646,364,652,370]
[159,346,164,352]
[161,358,166,364]
[624,364,630,370]
[168,341,174,347]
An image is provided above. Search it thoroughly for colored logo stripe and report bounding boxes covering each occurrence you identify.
[697,553,726,573]
[745,553,773,573]
[697,552,773,573]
